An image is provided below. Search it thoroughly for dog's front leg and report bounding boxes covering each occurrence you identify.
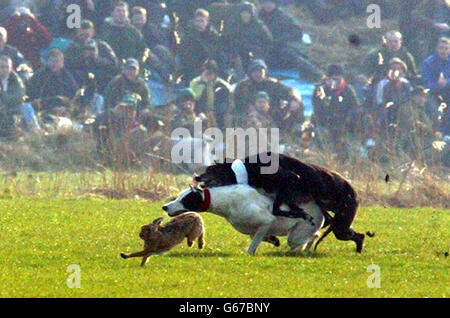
[247,225,271,255]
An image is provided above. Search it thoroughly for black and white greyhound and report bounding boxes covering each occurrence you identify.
[162,170,324,255]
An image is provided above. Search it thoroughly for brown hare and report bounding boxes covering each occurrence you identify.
[120,212,205,266]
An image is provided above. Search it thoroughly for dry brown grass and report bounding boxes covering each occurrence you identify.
[1,132,447,207]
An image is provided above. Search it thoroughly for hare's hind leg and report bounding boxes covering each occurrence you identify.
[197,233,205,249]
[140,256,150,267]
[120,250,149,259]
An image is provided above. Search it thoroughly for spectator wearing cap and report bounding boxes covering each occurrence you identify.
[233,59,303,128]
[376,58,414,115]
[2,7,52,69]
[27,48,79,102]
[361,30,420,88]
[247,91,276,130]
[65,20,119,93]
[312,64,360,147]
[100,1,147,62]
[375,58,414,140]
[388,85,436,160]
[167,88,198,135]
[189,59,232,130]
[92,92,144,161]
[222,1,273,72]
[104,58,151,120]
[259,0,323,82]
[179,8,223,83]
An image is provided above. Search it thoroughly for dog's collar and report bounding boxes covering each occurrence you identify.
[199,188,211,211]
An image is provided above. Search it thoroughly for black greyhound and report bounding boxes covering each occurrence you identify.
[195,152,368,253]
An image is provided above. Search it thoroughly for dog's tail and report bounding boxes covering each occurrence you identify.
[314,224,334,252]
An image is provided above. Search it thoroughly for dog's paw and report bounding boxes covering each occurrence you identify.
[120,253,128,259]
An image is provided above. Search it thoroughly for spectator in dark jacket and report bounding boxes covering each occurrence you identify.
[100,1,147,62]
[375,58,414,135]
[189,59,232,130]
[130,6,176,83]
[422,37,450,98]
[422,37,450,136]
[165,0,223,30]
[362,30,420,87]
[312,64,360,147]
[27,48,79,102]
[179,8,223,83]
[222,2,273,72]
[233,59,303,129]
[131,4,176,51]
[259,0,323,81]
[104,58,151,120]
[64,20,119,93]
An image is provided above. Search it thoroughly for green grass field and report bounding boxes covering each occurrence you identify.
[0,198,448,298]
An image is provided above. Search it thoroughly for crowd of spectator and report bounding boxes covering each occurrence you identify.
[0,0,448,167]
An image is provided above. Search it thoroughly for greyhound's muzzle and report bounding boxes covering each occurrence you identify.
[162,201,187,217]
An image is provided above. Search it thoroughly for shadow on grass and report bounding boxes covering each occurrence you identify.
[166,251,233,258]
[261,251,329,258]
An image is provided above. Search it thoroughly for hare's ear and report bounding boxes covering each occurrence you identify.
[152,217,163,227]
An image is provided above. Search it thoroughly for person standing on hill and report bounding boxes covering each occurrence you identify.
[312,64,360,152]
[233,59,303,129]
